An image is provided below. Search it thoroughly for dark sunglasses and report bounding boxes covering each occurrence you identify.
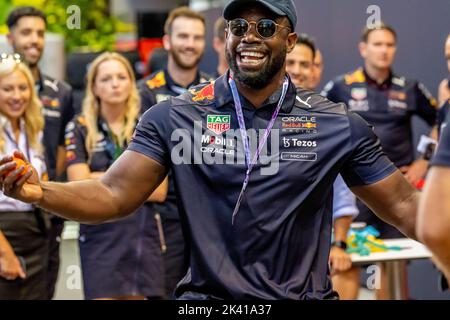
[228,18,291,39]
[0,53,22,64]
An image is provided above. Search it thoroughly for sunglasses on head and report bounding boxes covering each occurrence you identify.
[0,53,22,64]
[227,18,291,39]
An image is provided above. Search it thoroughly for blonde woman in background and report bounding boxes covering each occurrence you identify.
[0,54,49,299]
[65,52,168,300]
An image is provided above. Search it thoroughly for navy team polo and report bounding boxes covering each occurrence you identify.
[128,73,397,299]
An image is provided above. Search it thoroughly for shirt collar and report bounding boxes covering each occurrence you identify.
[35,69,44,93]
[215,71,297,113]
[164,68,202,93]
[363,67,393,90]
[0,115,26,135]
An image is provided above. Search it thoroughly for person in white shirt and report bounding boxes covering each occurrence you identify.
[0,54,48,299]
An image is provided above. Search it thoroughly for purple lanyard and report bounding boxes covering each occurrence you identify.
[3,127,31,161]
[228,76,289,225]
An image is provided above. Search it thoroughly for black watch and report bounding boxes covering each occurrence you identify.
[331,241,347,250]
[422,142,436,161]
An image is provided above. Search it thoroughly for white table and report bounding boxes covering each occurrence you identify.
[350,238,432,300]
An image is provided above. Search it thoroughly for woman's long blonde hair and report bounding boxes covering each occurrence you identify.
[82,52,140,156]
[0,58,44,154]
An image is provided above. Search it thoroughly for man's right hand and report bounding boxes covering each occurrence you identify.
[0,150,43,205]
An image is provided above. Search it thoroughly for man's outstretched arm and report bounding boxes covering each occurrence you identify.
[0,150,167,224]
[350,170,419,240]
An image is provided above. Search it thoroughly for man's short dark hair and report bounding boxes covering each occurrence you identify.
[296,33,316,59]
[214,17,227,41]
[362,22,397,43]
[6,6,47,29]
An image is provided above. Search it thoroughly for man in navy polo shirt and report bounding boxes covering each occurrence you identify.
[0,0,421,300]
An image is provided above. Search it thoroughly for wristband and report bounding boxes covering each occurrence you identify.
[331,241,347,250]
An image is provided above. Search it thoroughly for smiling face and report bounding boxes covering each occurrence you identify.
[93,59,133,107]
[7,16,46,67]
[225,4,296,89]
[286,43,314,88]
[164,16,206,70]
[0,69,31,122]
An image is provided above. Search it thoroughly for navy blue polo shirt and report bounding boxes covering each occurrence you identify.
[139,69,212,112]
[64,115,128,171]
[38,72,75,180]
[322,68,437,168]
[139,69,213,220]
[432,109,450,167]
[129,73,397,299]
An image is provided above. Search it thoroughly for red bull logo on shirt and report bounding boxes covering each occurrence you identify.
[146,71,166,89]
[41,95,60,108]
[281,116,318,133]
[191,82,215,102]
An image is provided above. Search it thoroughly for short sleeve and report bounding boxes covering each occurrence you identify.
[340,112,397,187]
[332,175,359,220]
[65,118,88,166]
[128,102,170,166]
[321,80,339,103]
[431,111,450,167]
[413,81,437,126]
[139,85,157,114]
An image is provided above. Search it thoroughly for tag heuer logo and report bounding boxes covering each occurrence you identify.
[207,115,230,134]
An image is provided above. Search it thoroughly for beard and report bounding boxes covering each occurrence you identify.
[226,46,286,89]
[171,49,202,70]
[25,60,39,68]
[13,47,41,68]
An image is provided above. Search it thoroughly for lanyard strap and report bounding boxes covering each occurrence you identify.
[228,76,289,224]
[3,128,31,161]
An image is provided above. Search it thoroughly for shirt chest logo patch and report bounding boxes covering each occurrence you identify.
[348,99,369,112]
[207,115,231,134]
[282,137,317,148]
[281,116,318,134]
[281,152,317,161]
[351,87,367,100]
[388,90,407,101]
[40,95,61,108]
[387,91,408,110]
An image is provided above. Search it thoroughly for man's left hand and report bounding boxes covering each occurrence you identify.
[329,247,352,275]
